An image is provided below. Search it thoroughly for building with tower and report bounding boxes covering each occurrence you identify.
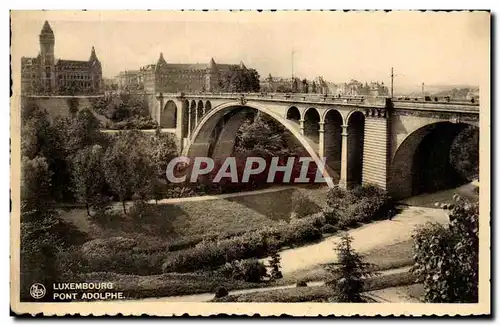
[21,21,103,95]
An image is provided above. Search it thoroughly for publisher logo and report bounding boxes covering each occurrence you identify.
[30,283,46,299]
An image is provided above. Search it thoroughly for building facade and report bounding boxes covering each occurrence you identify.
[21,21,103,95]
[261,74,389,97]
[134,53,247,94]
[114,70,143,91]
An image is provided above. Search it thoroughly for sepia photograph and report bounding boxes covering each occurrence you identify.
[9,10,490,316]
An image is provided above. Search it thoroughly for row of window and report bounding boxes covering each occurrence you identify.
[58,74,93,80]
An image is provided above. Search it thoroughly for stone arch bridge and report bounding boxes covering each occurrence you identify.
[153,93,479,199]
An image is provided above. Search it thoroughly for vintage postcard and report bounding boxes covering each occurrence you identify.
[10,10,491,316]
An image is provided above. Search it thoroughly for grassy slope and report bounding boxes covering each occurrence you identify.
[60,186,327,248]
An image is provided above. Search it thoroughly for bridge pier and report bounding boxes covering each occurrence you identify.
[187,106,192,140]
[318,121,325,159]
[362,109,389,190]
[299,118,305,135]
[339,124,349,189]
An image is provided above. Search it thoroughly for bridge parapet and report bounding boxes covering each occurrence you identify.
[392,100,479,114]
[175,92,389,107]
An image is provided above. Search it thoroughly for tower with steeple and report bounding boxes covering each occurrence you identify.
[39,21,56,93]
[89,46,102,93]
[21,21,103,95]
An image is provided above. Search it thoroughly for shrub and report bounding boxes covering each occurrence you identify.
[411,196,478,303]
[162,232,270,273]
[20,211,88,301]
[218,259,267,283]
[320,223,338,234]
[323,207,340,225]
[284,218,322,246]
[337,217,355,230]
[326,186,348,209]
[80,237,166,275]
[305,213,327,229]
[214,287,229,298]
[296,280,308,287]
[235,259,268,282]
[325,184,393,228]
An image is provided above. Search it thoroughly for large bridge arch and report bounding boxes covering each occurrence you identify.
[184,101,335,188]
[388,121,478,199]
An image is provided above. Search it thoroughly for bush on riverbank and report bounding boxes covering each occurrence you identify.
[220,259,268,282]
[161,214,325,273]
[325,184,394,228]
[75,237,168,275]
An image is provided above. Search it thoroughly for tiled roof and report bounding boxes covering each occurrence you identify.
[56,59,91,68]
[164,63,210,70]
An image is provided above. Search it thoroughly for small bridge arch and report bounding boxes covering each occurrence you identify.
[160,100,177,128]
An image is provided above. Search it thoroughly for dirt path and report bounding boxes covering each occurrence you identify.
[274,206,448,277]
[152,185,308,205]
[142,206,447,302]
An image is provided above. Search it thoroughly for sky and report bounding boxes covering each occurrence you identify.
[11,11,490,91]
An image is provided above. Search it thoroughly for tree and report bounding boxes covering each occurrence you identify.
[21,104,73,202]
[268,249,283,280]
[449,126,479,181]
[71,145,108,217]
[325,233,375,302]
[218,66,260,93]
[276,84,293,93]
[147,133,178,180]
[411,195,479,303]
[20,209,87,301]
[102,131,154,213]
[65,108,102,153]
[66,97,80,116]
[21,156,53,217]
[234,112,297,158]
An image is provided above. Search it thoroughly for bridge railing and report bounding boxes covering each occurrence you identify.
[176,92,389,106]
[157,92,480,111]
[392,100,479,113]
